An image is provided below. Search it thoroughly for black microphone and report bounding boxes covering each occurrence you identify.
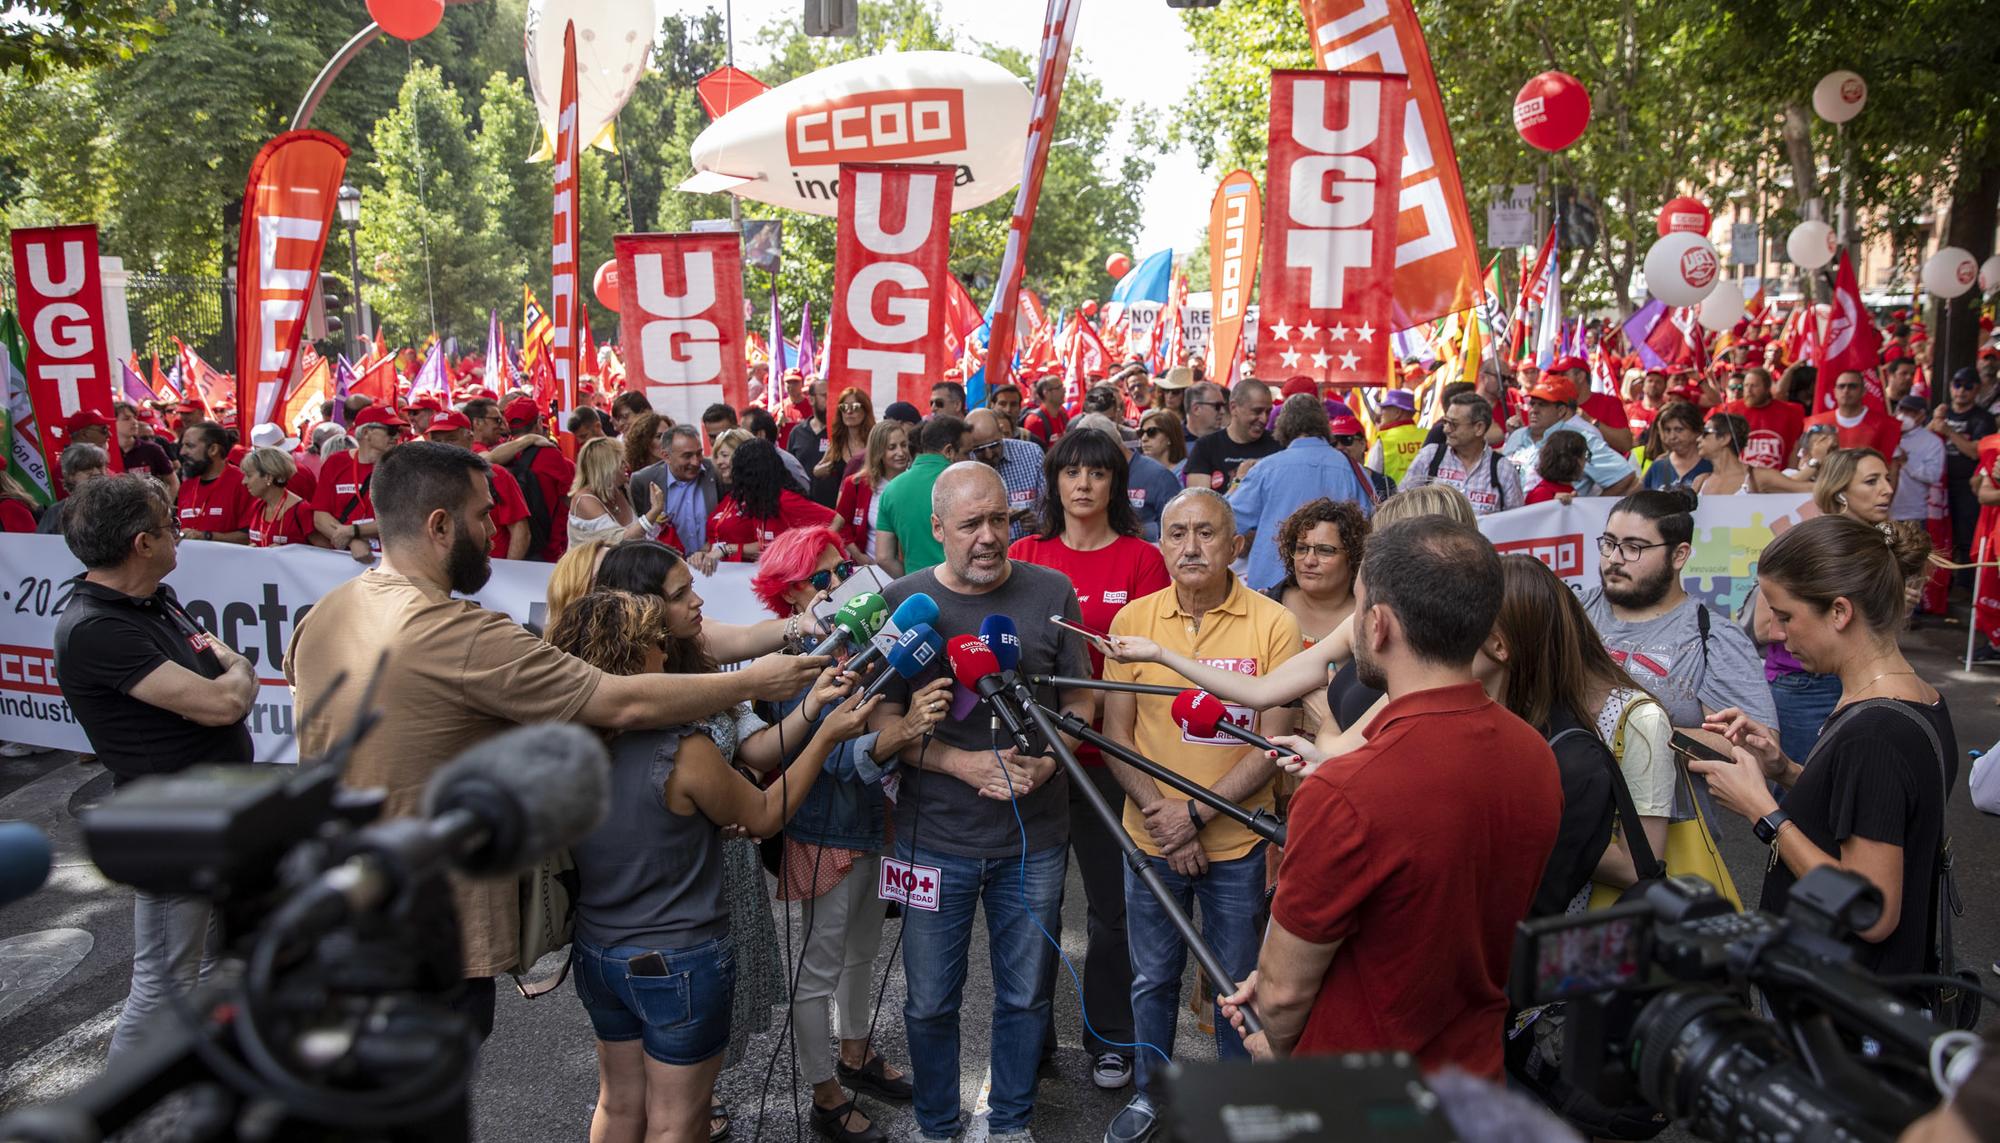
[1172,689,1285,756]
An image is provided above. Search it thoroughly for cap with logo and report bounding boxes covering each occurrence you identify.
[353,405,411,429]
[426,410,473,435]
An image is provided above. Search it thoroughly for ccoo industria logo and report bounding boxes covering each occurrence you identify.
[787,88,969,165]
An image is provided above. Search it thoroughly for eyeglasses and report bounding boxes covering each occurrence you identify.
[838,402,867,411]
[968,440,1004,456]
[1192,400,1226,411]
[805,561,857,592]
[1331,435,1362,447]
[1140,427,1165,438]
[1596,534,1670,561]
[1293,543,1345,561]
[152,519,182,541]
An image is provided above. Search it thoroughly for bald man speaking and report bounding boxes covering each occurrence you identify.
[866,461,1094,1142]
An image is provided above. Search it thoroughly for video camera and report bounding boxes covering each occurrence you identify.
[1509,867,1970,1143]
[0,711,608,1143]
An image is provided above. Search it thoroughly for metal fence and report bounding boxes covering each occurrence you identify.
[127,273,231,366]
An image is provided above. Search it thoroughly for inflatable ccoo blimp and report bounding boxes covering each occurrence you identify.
[682,51,1031,217]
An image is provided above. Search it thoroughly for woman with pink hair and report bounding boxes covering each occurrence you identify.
[751,526,953,1142]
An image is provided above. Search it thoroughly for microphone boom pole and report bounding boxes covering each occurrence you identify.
[1031,675,1186,697]
[995,679,1266,1039]
[1040,709,1284,847]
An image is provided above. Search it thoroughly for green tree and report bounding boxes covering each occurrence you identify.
[618,9,730,234]
[0,68,109,232]
[0,0,159,81]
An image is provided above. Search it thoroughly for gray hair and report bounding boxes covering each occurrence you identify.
[1274,393,1330,445]
[1161,486,1235,534]
[64,473,173,569]
[319,432,357,458]
[664,423,703,449]
[310,421,346,449]
[1065,412,1130,447]
[1187,381,1224,409]
[58,442,108,484]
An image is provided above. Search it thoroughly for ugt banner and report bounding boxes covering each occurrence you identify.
[1297,0,1481,329]
[550,20,582,417]
[1206,170,1262,385]
[613,232,749,425]
[236,131,350,431]
[0,536,771,761]
[9,225,113,470]
[1258,71,1406,389]
[827,163,956,410]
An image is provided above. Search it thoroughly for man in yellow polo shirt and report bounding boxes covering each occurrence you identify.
[1098,488,1298,1143]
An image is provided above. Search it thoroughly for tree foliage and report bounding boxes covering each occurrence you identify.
[0,0,160,81]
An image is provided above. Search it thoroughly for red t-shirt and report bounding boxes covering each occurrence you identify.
[1623,399,1660,436]
[1805,407,1902,460]
[706,490,837,559]
[511,445,576,562]
[246,496,320,548]
[1271,683,1560,1076]
[284,461,318,504]
[0,499,36,533]
[1524,480,1573,505]
[488,464,531,560]
[1023,406,1068,446]
[834,472,877,548]
[311,452,377,543]
[177,465,256,535]
[1006,533,1170,765]
[1719,399,1805,469]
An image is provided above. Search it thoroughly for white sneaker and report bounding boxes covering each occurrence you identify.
[0,741,36,757]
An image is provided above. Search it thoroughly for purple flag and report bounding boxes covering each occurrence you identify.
[120,359,156,403]
[1621,300,1669,371]
[765,286,786,409]
[797,300,818,380]
[483,309,506,393]
[332,356,356,427]
[411,342,447,400]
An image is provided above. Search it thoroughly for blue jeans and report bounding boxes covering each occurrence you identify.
[896,839,1065,1139]
[1125,845,1267,1095]
[1771,670,1843,766]
[570,933,737,1065]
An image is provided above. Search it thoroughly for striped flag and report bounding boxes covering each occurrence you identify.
[1,311,54,506]
[522,285,554,371]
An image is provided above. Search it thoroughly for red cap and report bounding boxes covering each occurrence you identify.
[1525,373,1578,404]
[503,397,542,426]
[353,405,410,429]
[63,409,113,433]
[174,399,205,413]
[1170,690,1226,738]
[1549,354,1589,374]
[1883,344,1908,363]
[1280,375,1319,399]
[425,410,472,435]
[1329,414,1364,436]
[1579,392,1625,426]
[406,393,445,413]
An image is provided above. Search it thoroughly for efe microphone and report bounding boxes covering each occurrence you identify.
[1172,689,1285,755]
[847,592,939,679]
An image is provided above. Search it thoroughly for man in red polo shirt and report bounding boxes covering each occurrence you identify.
[1222,520,1560,1076]
[174,421,256,543]
[312,405,407,562]
[425,411,531,560]
[500,396,574,561]
[1806,369,1902,459]
[1718,366,1804,469]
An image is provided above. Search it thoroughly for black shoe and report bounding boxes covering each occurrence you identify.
[836,1055,912,1102]
[1974,643,2000,664]
[812,1099,886,1143]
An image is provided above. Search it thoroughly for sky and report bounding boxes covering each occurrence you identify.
[658,0,1210,260]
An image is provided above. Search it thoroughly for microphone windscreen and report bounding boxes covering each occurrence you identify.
[978,614,1021,672]
[889,592,939,635]
[423,723,610,875]
[1171,689,1224,738]
[887,624,943,680]
[947,636,1000,690]
[0,821,51,908]
[836,593,888,642]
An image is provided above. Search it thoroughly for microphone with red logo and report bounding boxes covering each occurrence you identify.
[1171,689,1283,756]
[946,635,1040,756]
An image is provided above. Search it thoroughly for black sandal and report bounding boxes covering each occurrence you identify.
[709,1103,730,1142]
[836,1055,913,1102]
[812,1098,885,1143]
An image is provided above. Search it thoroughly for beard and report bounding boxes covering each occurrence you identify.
[444,523,493,594]
[1601,557,1674,610]
[954,542,1008,587]
[1353,636,1387,692]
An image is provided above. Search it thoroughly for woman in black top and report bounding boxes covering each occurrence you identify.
[1694,515,1951,973]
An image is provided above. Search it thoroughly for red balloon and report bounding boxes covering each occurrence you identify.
[367,0,443,41]
[1656,196,1712,237]
[1513,71,1591,152]
[1081,299,1099,316]
[593,260,620,310]
[1105,252,1132,279]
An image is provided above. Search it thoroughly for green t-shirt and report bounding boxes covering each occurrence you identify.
[875,452,949,573]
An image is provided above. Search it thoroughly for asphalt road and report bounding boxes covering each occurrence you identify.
[2,619,1996,1142]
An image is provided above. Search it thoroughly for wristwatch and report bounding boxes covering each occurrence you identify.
[1753,808,1791,846]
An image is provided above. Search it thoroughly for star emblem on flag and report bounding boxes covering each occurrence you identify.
[1299,320,1320,341]
[1329,322,1348,342]
[1280,348,1302,367]
[1337,350,1361,372]
[1269,319,1294,341]
[1355,322,1375,343]
[1310,350,1331,369]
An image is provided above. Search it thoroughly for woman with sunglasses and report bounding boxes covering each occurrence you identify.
[815,387,874,491]
[1691,412,1811,495]
[1139,409,1188,479]
[1006,425,1169,1087]
[832,420,911,561]
[748,527,953,1143]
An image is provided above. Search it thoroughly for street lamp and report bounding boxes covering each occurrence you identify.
[336,183,365,359]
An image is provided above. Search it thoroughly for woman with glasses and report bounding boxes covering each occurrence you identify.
[833,419,910,562]
[816,387,874,488]
[1691,412,1810,495]
[548,587,877,1143]
[1262,498,1366,740]
[1641,402,1710,490]
[748,527,952,1143]
[1005,426,1169,1088]
[1139,409,1187,478]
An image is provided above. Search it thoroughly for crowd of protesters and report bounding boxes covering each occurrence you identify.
[33,313,2000,1143]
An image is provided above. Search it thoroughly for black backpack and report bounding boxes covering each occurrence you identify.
[506,446,555,559]
[1424,443,1509,509]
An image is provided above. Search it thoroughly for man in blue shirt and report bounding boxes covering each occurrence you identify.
[1228,395,1373,591]
[1500,373,1639,497]
[966,408,1046,540]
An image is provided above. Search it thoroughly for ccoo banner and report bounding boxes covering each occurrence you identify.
[1257,71,1407,389]
[613,232,750,425]
[1206,171,1262,385]
[235,130,350,430]
[0,537,771,762]
[827,162,956,410]
[9,224,114,471]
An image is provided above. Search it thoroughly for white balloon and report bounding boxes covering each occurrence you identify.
[1980,255,2000,294]
[1812,70,1867,125]
[1697,280,1746,332]
[524,0,654,157]
[1787,220,1836,270]
[1922,247,1979,299]
[1644,232,1722,307]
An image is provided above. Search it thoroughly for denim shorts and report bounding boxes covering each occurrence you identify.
[570,933,736,1065]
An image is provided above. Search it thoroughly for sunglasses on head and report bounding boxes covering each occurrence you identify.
[805,561,857,592]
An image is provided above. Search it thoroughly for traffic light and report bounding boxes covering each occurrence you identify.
[307,273,347,341]
[804,0,856,37]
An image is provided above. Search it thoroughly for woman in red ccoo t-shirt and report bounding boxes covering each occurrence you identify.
[241,447,328,548]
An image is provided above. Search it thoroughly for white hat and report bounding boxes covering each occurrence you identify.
[250,422,298,451]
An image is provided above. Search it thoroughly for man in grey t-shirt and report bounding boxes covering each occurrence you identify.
[870,461,1091,1142]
